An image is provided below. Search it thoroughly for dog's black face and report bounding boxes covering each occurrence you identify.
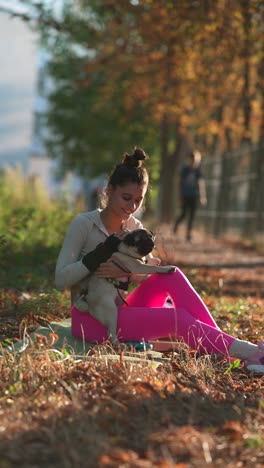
[122,229,156,257]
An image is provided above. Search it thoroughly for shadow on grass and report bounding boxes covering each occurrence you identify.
[0,378,256,467]
[0,243,59,291]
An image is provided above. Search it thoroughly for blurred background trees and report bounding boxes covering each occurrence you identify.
[4,0,264,224]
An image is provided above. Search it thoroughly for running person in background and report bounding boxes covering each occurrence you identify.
[173,150,207,242]
[55,147,264,373]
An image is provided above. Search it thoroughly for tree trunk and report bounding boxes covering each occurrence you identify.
[256,57,264,232]
[211,105,224,154]
[255,143,264,232]
[213,128,233,236]
[241,0,253,144]
[158,114,169,222]
[159,158,177,223]
[159,117,191,223]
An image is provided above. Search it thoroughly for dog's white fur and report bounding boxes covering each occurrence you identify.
[75,229,176,344]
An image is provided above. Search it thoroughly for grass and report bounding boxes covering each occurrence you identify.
[0,168,263,467]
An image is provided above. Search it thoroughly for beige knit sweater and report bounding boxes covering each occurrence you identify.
[55,209,144,297]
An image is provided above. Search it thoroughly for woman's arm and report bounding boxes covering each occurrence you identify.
[56,218,125,290]
[96,255,161,283]
[55,216,90,290]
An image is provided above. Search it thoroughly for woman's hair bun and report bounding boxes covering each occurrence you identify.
[122,147,148,168]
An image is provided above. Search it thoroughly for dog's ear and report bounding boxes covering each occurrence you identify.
[122,231,136,246]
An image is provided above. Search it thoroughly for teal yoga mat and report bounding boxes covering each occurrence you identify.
[2,318,173,366]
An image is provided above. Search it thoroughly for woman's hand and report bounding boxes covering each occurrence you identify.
[95,258,130,279]
[146,256,161,266]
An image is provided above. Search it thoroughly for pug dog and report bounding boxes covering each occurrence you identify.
[75,229,176,344]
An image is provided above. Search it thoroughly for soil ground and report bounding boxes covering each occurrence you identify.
[0,226,263,467]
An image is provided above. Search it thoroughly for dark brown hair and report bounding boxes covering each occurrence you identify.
[108,147,149,188]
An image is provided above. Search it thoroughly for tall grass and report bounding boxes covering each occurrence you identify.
[0,166,81,249]
[0,166,82,290]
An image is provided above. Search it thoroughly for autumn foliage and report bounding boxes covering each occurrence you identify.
[11,0,262,222]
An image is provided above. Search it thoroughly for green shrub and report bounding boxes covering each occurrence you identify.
[0,167,80,288]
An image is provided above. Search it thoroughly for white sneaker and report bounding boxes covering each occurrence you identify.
[244,341,264,373]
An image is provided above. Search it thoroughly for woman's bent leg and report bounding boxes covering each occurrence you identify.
[126,268,219,328]
[126,274,168,308]
[71,304,234,355]
[71,303,178,343]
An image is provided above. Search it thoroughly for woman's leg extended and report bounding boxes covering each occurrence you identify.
[118,306,234,353]
[126,268,219,329]
[72,303,234,354]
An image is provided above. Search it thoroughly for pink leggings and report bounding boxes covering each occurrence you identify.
[71,268,235,355]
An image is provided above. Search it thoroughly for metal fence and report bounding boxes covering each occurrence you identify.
[196,145,264,237]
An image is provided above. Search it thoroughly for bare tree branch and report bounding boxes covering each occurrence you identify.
[0,4,62,30]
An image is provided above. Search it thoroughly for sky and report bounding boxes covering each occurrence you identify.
[0,1,84,200]
[0,0,63,17]
[0,1,27,13]
[0,10,37,170]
